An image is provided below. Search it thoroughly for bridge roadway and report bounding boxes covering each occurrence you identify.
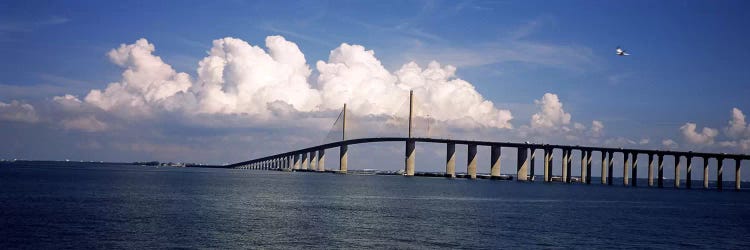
[227,137,749,190]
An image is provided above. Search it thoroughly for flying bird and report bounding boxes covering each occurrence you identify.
[616,47,630,56]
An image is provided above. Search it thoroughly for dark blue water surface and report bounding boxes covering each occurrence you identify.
[2,163,750,249]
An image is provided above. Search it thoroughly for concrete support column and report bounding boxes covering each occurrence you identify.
[675,155,681,188]
[685,155,693,188]
[467,144,477,179]
[647,154,654,187]
[601,151,607,184]
[581,150,587,184]
[317,150,325,171]
[517,147,528,181]
[718,158,724,190]
[623,152,630,186]
[703,158,709,189]
[548,148,555,182]
[405,139,416,176]
[490,145,501,178]
[658,154,664,188]
[294,154,300,170]
[562,149,569,183]
[340,144,348,173]
[309,152,317,171]
[544,147,552,182]
[607,151,614,185]
[446,143,456,178]
[586,150,593,184]
[566,149,573,183]
[529,148,536,181]
[302,153,309,170]
[632,153,638,187]
[736,159,741,191]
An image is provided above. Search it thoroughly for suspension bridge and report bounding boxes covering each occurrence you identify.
[227,91,749,191]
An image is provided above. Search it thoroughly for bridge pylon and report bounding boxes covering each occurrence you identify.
[339,104,348,173]
[405,90,416,176]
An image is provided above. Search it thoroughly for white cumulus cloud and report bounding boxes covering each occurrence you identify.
[680,122,718,145]
[725,107,748,139]
[84,38,192,116]
[194,36,321,117]
[531,93,571,129]
[66,36,514,130]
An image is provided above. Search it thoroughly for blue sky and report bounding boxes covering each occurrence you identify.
[1,0,749,178]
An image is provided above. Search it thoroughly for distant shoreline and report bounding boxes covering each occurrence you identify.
[0,160,227,169]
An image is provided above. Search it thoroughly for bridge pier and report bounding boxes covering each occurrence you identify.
[562,149,569,183]
[340,144,348,174]
[490,145,501,178]
[302,152,309,170]
[631,153,638,186]
[566,149,572,183]
[703,158,709,189]
[317,150,325,171]
[446,143,456,178]
[293,154,300,170]
[467,144,477,179]
[601,151,607,184]
[529,148,536,181]
[405,139,415,176]
[685,155,693,189]
[586,150,593,184]
[736,159,741,190]
[648,154,654,187]
[308,152,316,171]
[543,147,551,182]
[623,152,629,186]
[607,151,614,185]
[675,155,681,188]
[581,149,588,183]
[718,158,724,190]
[658,154,664,188]
[517,147,529,181]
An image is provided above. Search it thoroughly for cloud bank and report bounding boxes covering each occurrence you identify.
[677,107,750,152]
[2,35,619,164]
[70,36,514,131]
[0,100,38,123]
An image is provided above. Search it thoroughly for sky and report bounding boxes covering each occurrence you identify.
[1,0,749,179]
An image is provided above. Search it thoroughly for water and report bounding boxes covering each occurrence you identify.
[2,162,750,249]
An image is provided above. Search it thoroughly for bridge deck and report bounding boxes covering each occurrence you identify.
[227,137,749,168]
